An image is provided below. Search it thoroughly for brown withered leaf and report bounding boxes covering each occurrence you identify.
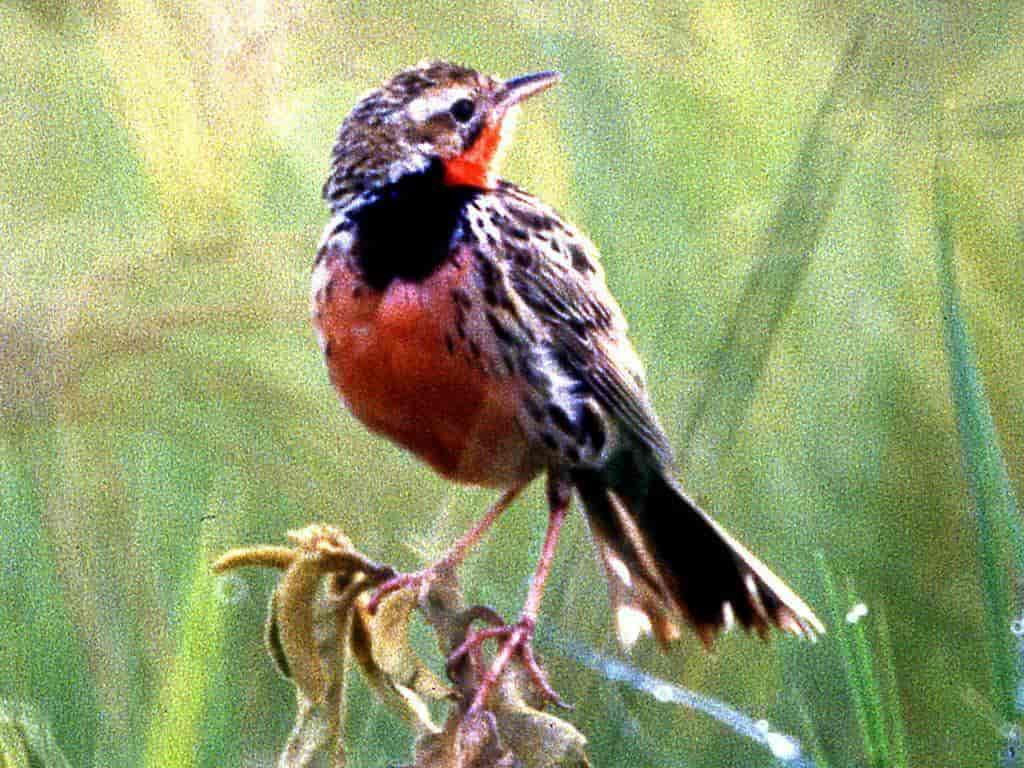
[485,642,588,768]
[217,526,589,768]
[490,704,589,768]
[411,711,521,768]
[279,693,339,768]
[275,550,331,703]
[215,525,388,767]
[264,589,291,679]
[407,675,587,768]
[350,585,450,733]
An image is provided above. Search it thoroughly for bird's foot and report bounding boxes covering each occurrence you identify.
[365,565,442,614]
[448,615,568,715]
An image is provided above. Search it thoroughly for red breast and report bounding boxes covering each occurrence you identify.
[312,247,541,488]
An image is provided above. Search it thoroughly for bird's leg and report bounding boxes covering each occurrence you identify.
[449,476,572,714]
[367,483,525,614]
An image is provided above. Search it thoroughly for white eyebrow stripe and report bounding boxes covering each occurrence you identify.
[405,89,473,123]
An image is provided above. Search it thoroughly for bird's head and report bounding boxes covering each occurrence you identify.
[324,61,560,209]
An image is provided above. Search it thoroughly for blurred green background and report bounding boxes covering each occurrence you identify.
[2,1,1022,765]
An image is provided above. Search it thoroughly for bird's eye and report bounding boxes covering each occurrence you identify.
[450,98,475,123]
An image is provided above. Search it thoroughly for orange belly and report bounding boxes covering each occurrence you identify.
[312,252,539,488]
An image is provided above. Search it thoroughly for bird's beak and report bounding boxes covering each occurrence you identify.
[495,70,562,113]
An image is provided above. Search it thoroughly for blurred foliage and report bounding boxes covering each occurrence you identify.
[142,537,224,768]
[0,700,74,768]
[2,1,1023,766]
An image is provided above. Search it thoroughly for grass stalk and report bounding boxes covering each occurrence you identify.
[933,144,1023,739]
[680,13,892,468]
[142,541,225,768]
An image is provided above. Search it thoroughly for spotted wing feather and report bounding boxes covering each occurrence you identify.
[485,183,675,465]
[467,183,823,647]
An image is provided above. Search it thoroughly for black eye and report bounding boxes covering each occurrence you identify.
[450,98,475,123]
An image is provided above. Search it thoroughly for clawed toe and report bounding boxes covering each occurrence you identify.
[366,568,437,614]
[448,615,569,715]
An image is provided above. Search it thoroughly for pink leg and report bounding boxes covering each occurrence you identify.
[367,484,525,614]
[451,490,572,715]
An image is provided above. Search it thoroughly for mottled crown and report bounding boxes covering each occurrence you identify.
[323,62,497,211]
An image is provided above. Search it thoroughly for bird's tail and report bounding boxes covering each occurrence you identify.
[572,458,823,648]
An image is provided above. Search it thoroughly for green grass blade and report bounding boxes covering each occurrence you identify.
[818,554,877,765]
[142,539,225,768]
[954,100,1024,141]
[793,696,830,768]
[811,559,910,767]
[0,701,73,768]
[933,150,1022,728]
[680,15,892,467]
[845,580,889,767]
[874,605,909,768]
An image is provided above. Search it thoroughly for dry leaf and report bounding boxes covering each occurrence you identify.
[216,526,589,768]
[491,705,589,768]
[412,711,520,768]
[215,525,379,767]
[276,553,330,703]
[350,586,450,733]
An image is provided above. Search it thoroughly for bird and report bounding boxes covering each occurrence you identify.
[311,61,823,713]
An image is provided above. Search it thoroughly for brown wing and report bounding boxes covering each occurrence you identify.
[488,183,675,465]
[469,185,824,647]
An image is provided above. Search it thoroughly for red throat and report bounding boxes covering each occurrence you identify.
[443,120,506,189]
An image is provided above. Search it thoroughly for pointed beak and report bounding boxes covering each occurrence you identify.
[495,70,562,112]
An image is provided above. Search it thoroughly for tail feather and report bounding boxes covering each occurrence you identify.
[573,463,823,648]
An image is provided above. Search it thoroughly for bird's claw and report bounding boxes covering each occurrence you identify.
[366,567,438,614]
[448,615,570,714]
